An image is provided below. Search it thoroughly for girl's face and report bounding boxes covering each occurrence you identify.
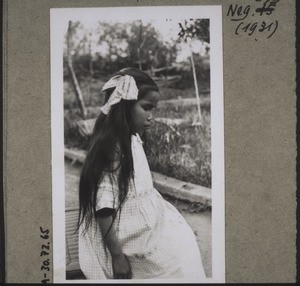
[131,90,160,134]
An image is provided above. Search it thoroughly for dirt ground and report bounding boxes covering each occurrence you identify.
[64,160,212,278]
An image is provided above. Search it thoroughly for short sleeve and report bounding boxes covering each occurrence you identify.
[96,171,120,211]
[95,139,124,211]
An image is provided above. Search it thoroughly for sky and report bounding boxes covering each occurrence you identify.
[67,19,210,63]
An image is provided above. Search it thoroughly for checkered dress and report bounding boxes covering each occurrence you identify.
[78,134,206,280]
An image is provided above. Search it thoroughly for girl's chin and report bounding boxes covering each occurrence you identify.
[134,127,149,136]
[133,130,145,136]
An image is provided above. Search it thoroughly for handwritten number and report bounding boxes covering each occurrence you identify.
[256,0,280,16]
[40,227,49,234]
[234,20,278,39]
[41,265,50,271]
[40,227,49,239]
[40,251,49,256]
[42,244,50,250]
[40,227,51,282]
[43,260,50,267]
[248,22,258,36]
[259,21,266,32]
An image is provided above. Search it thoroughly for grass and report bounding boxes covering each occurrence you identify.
[63,77,105,109]
[64,76,211,189]
[145,105,211,188]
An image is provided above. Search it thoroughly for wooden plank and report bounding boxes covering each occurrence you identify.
[66,209,81,275]
[64,148,87,164]
[152,171,211,207]
[64,149,211,206]
[77,118,96,138]
[154,117,184,126]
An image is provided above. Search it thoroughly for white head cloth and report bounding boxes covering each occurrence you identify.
[100,75,139,114]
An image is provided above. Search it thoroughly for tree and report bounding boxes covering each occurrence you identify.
[67,21,87,119]
[97,22,129,58]
[127,20,164,70]
[178,19,210,43]
[178,19,210,123]
[64,20,173,74]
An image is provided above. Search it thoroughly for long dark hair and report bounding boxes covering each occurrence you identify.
[77,68,159,232]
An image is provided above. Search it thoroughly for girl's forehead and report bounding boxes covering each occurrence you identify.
[140,90,160,104]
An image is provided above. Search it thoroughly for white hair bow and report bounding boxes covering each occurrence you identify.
[100,75,139,114]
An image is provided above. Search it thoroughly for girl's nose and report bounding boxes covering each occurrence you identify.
[148,113,153,121]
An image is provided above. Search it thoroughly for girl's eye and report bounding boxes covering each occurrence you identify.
[143,105,152,111]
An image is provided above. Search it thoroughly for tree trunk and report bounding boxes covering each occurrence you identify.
[67,21,87,119]
[88,32,94,77]
[138,21,144,70]
[190,50,202,123]
[88,32,94,105]
[138,48,142,70]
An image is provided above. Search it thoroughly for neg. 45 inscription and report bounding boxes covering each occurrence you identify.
[227,0,280,40]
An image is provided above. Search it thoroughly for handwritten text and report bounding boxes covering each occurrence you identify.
[227,0,280,40]
[40,227,51,284]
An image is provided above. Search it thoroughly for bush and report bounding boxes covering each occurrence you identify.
[145,105,211,188]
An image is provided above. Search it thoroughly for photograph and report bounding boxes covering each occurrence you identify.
[3,0,297,283]
[51,5,224,283]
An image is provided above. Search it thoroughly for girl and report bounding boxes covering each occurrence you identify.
[78,67,206,280]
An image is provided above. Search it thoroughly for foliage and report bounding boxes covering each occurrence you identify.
[63,17,212,187]
[64,105,211,188]
[64,108,89,150]
[64,75,211,188]
[178,19,210,43]
[64,20,180,74]
[63,19,210,86]
[145,105,211,188]
[63,78,105,109]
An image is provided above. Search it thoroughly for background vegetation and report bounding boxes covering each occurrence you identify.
[64,19,211,188]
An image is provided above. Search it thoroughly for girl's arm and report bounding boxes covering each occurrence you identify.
[96,212,132,279]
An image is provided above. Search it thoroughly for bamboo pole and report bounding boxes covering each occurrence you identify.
[190,48,202,123]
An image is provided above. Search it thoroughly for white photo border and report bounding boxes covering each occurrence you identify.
[51,5,224,283]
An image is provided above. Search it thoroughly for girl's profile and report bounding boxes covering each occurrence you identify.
[77,67,206,280]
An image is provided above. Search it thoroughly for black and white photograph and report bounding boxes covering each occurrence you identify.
[51,6,224,283]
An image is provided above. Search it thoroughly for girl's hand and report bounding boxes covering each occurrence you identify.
[112,253,132,279]
[96,214,131,278]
